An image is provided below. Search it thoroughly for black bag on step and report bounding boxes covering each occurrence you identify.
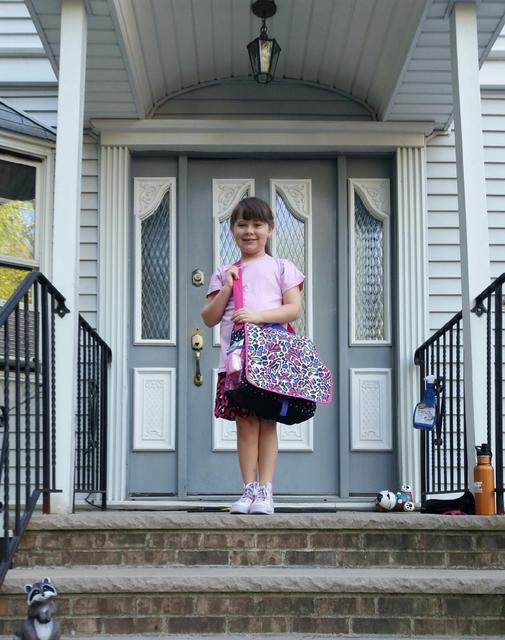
[422,489,475,514]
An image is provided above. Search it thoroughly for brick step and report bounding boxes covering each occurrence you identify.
[14,511,505,569]
[1,566,505,636]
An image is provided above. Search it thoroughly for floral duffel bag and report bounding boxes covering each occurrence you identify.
[224,267,333,425]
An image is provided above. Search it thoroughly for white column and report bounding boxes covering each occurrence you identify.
[99,145,130,502]
[396,147,428,502]
[450,2,491,474]
[51,0,87,513]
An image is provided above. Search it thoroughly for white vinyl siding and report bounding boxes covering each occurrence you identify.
[426,91,505,333]
[79,136,99,327]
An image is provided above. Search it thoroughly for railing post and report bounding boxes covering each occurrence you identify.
[494,286,504,514]
[40,286,51,514]
[51,0,88,513]
[100,345,109,509]
[450,1,492,486]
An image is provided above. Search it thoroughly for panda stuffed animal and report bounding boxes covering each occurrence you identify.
[15,577,61,640]
[376,484,415,512]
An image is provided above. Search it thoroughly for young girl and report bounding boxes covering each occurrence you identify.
[201,197,304,514]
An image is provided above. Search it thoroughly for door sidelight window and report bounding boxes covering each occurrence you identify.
[134,178,176,344]
[349,179,391,345]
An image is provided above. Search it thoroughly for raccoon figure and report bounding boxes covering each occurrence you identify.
[14,577,61,640]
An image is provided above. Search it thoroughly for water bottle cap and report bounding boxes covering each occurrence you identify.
[476,443,492,457]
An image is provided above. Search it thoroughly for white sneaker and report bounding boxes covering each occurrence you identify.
[230,482,257,514]
[249,483,274,515]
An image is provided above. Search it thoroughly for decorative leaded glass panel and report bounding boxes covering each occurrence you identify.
[141,191,171,340]
[220,220,241,266]
[219,189,249,266]
[354,193,385,341]
[275,191,306,335]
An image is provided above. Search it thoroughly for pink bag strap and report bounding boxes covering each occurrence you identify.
[231,261,243,312]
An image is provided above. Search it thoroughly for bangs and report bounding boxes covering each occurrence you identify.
[230,197,274,227]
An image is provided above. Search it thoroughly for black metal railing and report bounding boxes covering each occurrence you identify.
[414,273,505,513]
[0,270,69,584]
[414,311,467,504]
[74,315,111,510]
[472,273,505,514]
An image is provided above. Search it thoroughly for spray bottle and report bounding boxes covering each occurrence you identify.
[413,375,437,430]
[474,443,496,515]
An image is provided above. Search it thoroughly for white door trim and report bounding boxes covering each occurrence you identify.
[99,145,130,502]
[396,147,427,501]
[91,118,432,150]
[98,126,427,502]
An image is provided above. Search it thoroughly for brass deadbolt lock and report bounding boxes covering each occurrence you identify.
[191,328,204,351]
[192,269,204,287]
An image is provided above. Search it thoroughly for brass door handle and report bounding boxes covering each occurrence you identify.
[191,328,204,386]
[194,351,202,386]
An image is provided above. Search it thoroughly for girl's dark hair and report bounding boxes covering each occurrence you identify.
[230,197,275,229]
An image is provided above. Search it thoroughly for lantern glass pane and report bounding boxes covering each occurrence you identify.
[260,39,272,73]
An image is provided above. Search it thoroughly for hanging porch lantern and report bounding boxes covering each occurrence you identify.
[247,0,281,84]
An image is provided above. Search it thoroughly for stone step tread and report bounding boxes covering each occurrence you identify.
[25,511,505,531]
[2,636,503,640]
[3,636,503,640]
[3,565,505,594]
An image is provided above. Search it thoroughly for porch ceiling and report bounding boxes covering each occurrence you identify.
[26,0,505,130]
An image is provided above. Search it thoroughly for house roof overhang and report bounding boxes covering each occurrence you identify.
[0,100,56,143]
[25,0,505,132]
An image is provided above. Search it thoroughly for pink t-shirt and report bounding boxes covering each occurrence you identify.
[207,254,304,372]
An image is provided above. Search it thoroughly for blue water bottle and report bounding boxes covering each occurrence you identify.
[413,375,437,430]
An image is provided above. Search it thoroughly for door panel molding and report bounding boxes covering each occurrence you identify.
[133,367,176,451]
[350,368,392,451]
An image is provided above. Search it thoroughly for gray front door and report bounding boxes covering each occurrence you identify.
[127,155,395,500]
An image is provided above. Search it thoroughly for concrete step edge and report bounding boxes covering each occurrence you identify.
[3,636,504,640]
[23,511,505,532]
[2,636,503,640]
[3,566,505,595]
